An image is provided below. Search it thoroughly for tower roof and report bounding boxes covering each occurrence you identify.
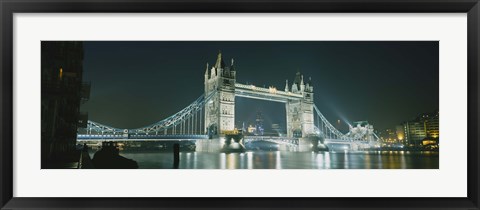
[230,58,235,71]
[293,71,302,89]
[214,51,226,69]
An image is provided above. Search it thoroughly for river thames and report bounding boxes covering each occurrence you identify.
[101,150,438,169]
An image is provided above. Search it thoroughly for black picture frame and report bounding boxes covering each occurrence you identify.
[1,0,479,209]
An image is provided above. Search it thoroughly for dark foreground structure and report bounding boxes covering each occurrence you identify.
[91,142,138,169]
[41,41,90,168]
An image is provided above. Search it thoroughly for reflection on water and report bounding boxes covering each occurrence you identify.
[110,151,438,169]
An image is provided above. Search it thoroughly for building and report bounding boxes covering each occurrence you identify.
[285,72,315,137]
[203,52,315,138]
[403,111,439,147]
[380,128,397,144]
[247,124,256,134]
[426,112,439,139]
[255,111,264,136]
[41,41,90,168]
[204,51,236,135]
[378,125,406,147]
[395,125,405,144]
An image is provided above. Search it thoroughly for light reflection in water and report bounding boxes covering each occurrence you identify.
[220,153,226,169]
[239,153,245,169]
[186,152,191,168]
[247,152,253,169]
[364,153,371,168]
[344,152,349,169]
[226,153,238,169]
[275,151,282,169]
[377,152,383,168]
[316,153,323,169]
[193,152,197,169]
[400,152,407,169]
[324,152,331,169]
[115,150,438,169]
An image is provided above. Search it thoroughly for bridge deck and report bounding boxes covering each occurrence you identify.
[235,83,303,102]
[77,134,209,141]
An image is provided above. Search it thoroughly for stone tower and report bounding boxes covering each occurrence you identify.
[285,71,315,138]
[204,52,236,136]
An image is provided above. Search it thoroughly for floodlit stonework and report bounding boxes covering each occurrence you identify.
[204,52,315,138]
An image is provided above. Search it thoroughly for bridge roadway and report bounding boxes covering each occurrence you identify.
[77,134,209,141]
[324,139,353,145]
[77,134,300,145]
[77,134,371,148]
[243,136,299,145]
[234,83,303,103]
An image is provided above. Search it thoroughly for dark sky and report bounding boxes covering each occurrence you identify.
[80,41,439,132]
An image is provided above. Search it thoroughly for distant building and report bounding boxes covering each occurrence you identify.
[255,111,264,136]
[378,125,406,146]
[426,112,439,139]
[247,124,256,134]
[41,42,90,168]
[395,125,405,144]
[403,111,439,147]
[381,128,397,144]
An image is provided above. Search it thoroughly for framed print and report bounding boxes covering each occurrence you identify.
[1,0,479,209]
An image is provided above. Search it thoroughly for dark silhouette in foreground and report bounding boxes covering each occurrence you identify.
[91,141,138,169]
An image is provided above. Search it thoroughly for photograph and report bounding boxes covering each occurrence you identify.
[41,41,439,169]
[3,1,477,208]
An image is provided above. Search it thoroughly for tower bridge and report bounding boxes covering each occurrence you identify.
[77,52,380,151]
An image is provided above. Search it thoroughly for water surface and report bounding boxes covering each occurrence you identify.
[114,150,438,169]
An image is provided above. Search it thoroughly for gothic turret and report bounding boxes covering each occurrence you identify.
[214,51,226,70]
[300,75,305,92]
[292,71,302,93]
[210,66,216,78]
[285,80,289,92]
[204,51,236,135]
[204,63,209,79]
[307,77,313,92]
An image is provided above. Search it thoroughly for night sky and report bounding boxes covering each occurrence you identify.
[80,41,438,132]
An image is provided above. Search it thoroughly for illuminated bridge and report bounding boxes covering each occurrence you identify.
[77,52,380,150]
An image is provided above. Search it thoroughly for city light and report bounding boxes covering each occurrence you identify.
[42,41,439,170]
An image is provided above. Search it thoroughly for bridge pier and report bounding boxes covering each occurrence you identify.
[298,136,328,152]
[195,138,224,152]
[195,134,247,153]
[222,134,246,153]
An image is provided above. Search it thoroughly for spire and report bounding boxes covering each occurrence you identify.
[231,58,234,66]
[214,50,225,69]
[210,66,216,78]
[285,79,289,92]
[293,71,302,91]
[300,75,305,92]
[309,77,313,92]
[205,63,209,76]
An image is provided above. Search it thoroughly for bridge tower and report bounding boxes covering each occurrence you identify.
[204,52,236,136]
[285,72,315,138]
